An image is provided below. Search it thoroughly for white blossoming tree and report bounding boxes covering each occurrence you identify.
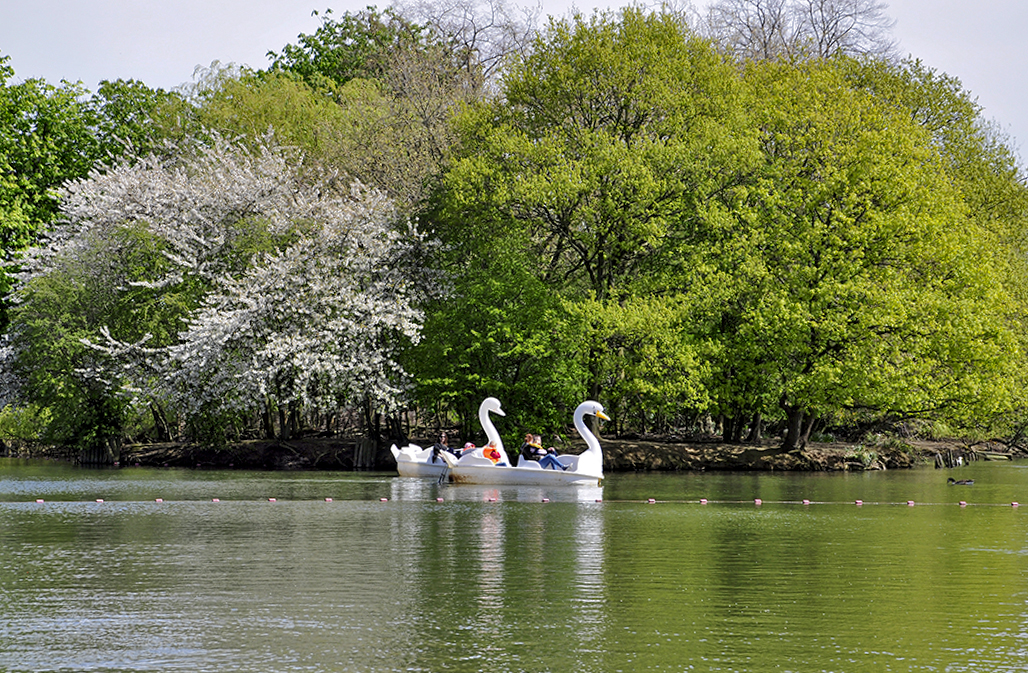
[5,132,432,448]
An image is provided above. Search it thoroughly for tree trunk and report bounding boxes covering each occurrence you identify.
[387,413,407,446]
[800,415,818,446]
[288,405,300,439]
[746,412,763,442]
[724,415,739,443]
[781,405,805,452]
[150,403,170,442]
[278,406,289,440]
[262,403,275,439]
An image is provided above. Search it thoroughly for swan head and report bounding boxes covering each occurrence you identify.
[576,400,609,422]
[481,396,505,417]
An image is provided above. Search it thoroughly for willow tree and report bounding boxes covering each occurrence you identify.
[266,5,491,210]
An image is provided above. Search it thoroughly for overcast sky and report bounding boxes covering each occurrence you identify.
[1,0,1025,161]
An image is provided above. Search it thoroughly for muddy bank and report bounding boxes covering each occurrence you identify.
[117,435,1024,472]
[597,437,1021,471]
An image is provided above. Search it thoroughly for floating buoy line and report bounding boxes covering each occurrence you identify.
[11,497,1021,507]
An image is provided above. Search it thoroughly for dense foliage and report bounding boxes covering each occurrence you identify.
[1,2,1026,458]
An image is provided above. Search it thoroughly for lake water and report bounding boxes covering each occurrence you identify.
[1,459,1026,672]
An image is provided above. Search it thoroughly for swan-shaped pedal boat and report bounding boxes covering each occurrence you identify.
[390,397,510,478]
[446,400,608,485]
[392,399,609,486]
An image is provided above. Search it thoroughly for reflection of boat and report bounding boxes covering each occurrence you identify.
[445,401,609,486]
[391,397,508,478]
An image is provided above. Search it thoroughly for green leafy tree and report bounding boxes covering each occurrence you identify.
[0,71,97,244]
[265,7,488,210]
[437,9,752,411]
[0,62,180,325]
[3,223,159,454]
[557,294,711,435]
[87,78,183,161]
[406,214,579,444]
[267,7,426,88]
[703,58,1022,449]
[840,57,1028,438]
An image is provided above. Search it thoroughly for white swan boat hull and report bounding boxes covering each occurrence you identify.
[390,444,453,478]
[445,461,602,486]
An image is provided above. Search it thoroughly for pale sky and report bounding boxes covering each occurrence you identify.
[1,0,1025,161]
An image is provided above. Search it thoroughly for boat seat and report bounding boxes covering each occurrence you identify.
[516,456,544,469]
[456,454,498,467]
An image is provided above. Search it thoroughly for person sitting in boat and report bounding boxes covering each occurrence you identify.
[430,432,458,463]
[482,442,507,465]
[520,433,566,470]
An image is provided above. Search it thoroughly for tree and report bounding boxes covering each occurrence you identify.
[556,294,711,435]
[700,0,897,61]
[86,78,184,161]
[701,59,1021,450]
[798,0,897,59]
[405,206,580,443]
[393,0,540,86]
[0,73,97,246]
[437,9,751,406]
[701,0,800,61]
[0,64,181,327]
[267,7,427,88]
[841,57,1028,435]
[6,133,434,446]
[264,6,489,211]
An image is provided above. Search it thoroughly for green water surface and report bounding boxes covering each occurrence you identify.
[1,460,1025,672]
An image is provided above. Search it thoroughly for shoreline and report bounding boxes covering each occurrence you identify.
[106,435,1025,472]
